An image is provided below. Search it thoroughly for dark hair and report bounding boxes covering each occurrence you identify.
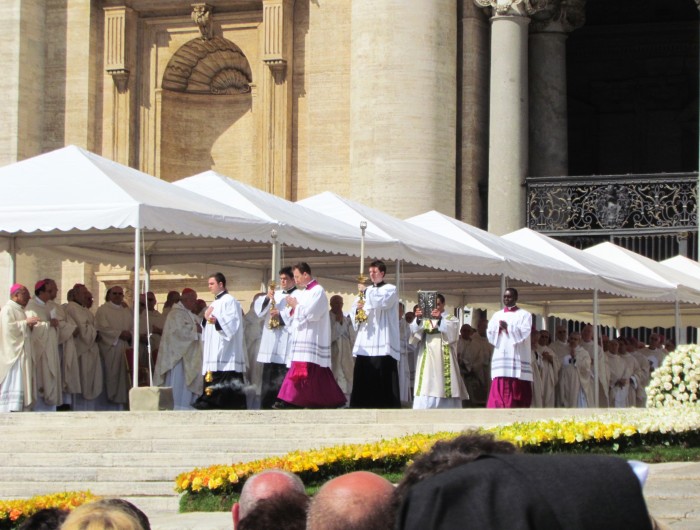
[436,293,445,304]
[505,287,519,299]
[238,491,309,530]
[279,266,294,279]
[18,508,68,530]
[393,432,517,513]
[209,272,227,287]
[292,262,312,276]
[369,260,386,274]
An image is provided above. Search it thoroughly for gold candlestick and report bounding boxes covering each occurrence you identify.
[356,274,368,324]
[267,280,280,329]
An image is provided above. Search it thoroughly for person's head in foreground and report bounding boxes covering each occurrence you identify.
[232,469,306,528]
[60,498,150,530]
[394,432,656,530]
[236,490,309,530]
[18,508,68,530]
[306,471,395,530]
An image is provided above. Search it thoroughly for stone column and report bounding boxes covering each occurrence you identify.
[460,2,490,226]
[350,0,457,218]
[475,0,546,235]
[261,0,295,199]
[529,0,585,177]
[102,5,138,167]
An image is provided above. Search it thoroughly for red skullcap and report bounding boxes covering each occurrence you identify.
[10,283,24,296]
[182,288,196,295]
[34,280,47,291]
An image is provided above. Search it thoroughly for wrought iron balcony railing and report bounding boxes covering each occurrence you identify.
[526,172,698,237]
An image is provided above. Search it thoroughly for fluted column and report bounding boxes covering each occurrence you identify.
[475,0,547,234]
[529,0,585,177]
[102,5,137,166]
[261,0,295,199]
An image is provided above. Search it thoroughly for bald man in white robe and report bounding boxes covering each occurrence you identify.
[95,286,132,409]
[25,280,62,410]
[154,288,203,409]
[0,285,38,412]
[64,284,103,410]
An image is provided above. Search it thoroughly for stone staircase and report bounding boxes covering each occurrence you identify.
[0,408,596,516]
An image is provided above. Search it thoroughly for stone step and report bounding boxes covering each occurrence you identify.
[0,481,176,498]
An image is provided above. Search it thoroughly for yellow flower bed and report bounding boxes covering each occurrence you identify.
[0,491,97,529]
[178,407,700,495]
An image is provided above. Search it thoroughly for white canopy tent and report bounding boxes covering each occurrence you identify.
[0,145,285,387]
[173,171,392,277]
[297,192,505,276]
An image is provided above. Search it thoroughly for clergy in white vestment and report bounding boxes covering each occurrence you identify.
[550,325,570,360]
[556,333,594,408]
[25,279,62,411]
[0,285,38,412]
[606,340,636,408]
[138,292,165,373]
[47,280,81,407]
[397,302,412,405]
[161,290,181,321]
[276,262,346,409]
[329,295,355,400]
[95,286,132,409]
[255,267,296,409]
[644,333,667,372]
[534,330,559,408]
[464,319,494,406]
[626,338,650,407]
[486,288,533,409]
[243,293,265,409]
[154,288,203,410]
[580,324,609,407]
[63,284,103,410]
[350,260,401,409]
[529,332,544,408]
[410,293,468,409]
[194,272,247,410]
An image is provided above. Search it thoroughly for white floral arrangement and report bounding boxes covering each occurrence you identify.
[647,344,700,407]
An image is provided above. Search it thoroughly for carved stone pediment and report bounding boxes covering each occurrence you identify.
[162,37,252,95]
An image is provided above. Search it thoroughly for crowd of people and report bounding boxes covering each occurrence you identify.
[16,431,664,529]
[0,267,673,411]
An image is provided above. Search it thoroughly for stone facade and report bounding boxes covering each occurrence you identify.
[0,0,697,296]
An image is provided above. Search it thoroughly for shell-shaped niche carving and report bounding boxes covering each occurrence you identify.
[162,37,252,95]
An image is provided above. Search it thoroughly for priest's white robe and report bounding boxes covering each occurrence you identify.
[631,349,651,407]
[411,314,468,409]
[25,297,62,408]
[255,290,294,366]
[288,281,332,367]
[398,318,412,403]
[0,300,34,411]
[581,340,609,407]
[330,312,356,395]
[139,308,165,357]
[51,301,81,396]
[95,302,132,406]
[550,339,569,360]
[351,283,400,361]
[487,308,533,382]
[534,345,559,408]
[607,351,635,408]
[202,292,246,374]
[63,301,103,404]
[556,346,593,408]
[154,301,203,409]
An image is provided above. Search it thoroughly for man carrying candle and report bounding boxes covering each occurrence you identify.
[194,272,247,410]
[349,260,401,408]
[274,262,346,409]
